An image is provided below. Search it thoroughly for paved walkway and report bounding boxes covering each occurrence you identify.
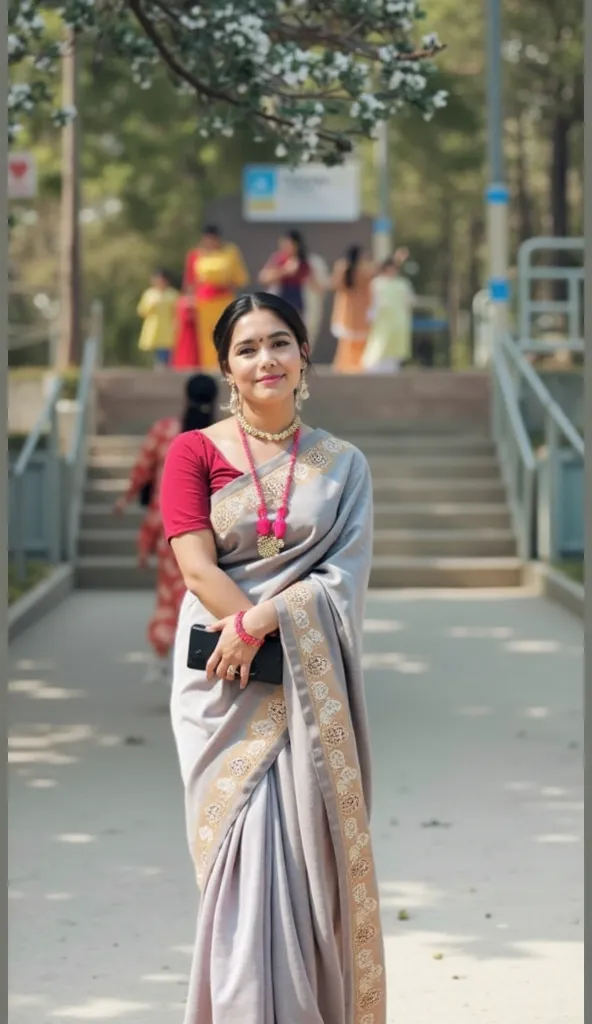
[9,589,583,1023]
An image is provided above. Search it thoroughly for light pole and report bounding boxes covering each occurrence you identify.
[57,29,81,370]
[373,120,393,261]
[486,0,509,333]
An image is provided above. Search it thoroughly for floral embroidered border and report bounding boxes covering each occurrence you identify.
[193,690,288,888]
[211,435,350,540]
[285,583,386,1024]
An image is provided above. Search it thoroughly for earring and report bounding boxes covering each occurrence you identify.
[227,379,240,416]
[296,370,310,410]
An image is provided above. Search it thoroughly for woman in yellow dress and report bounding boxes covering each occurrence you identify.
[183,225,249,369]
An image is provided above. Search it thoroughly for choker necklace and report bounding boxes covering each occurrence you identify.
[236,409,301,443]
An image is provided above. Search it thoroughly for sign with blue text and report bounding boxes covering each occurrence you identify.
[243,162,360,223]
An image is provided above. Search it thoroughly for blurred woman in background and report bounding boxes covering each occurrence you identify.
[330,245,375,373]
[136,268,179,369]
[258,229,314,315]
[112,374,219,684]
[362,248,414,373]
[184,226,249,370]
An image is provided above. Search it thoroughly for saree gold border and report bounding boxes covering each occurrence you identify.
[193,689,288,888]
[211,435,351,539]
[285,583,386,1024]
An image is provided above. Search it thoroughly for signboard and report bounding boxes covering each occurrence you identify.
[243,162,360,223]
[8,151,37,200]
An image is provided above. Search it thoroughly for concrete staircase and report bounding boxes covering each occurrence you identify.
[76,430,523,589]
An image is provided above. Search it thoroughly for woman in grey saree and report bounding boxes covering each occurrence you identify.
[163,293,385,1024]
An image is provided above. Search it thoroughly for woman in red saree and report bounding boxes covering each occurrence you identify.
[112,374,219,683]
[172,293,200,369]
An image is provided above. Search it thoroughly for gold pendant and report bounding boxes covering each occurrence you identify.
[257,534,285,559]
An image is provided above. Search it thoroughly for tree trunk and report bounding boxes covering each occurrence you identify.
[516,112,533,243]
[550,112,570,238]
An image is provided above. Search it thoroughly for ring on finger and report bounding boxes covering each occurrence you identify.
[226,664,237,678]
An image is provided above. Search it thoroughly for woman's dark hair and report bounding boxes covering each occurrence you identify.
[213,292,311,371]
[344,245,362,289]
[181,373,219,432]
[202,224,221,238]
[380,256,397,272]
[154,267,174,286]
[284,229,307,263]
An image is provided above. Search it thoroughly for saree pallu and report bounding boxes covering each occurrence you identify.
[171,429,386,1024]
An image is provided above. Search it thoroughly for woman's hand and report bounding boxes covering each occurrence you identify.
[205,616,259,690]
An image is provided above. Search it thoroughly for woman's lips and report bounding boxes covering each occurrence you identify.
[258,374,285,384]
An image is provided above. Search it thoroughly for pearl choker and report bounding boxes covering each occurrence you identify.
[236,409,301,443]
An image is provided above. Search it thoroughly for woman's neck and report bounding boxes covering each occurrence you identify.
[239,401,298,437]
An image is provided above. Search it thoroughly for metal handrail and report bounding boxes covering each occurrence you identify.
[10,375,63,582]
[500,333,584,456]
[492,330,584,565]
[64,303,102,561]
[491,340,536,560]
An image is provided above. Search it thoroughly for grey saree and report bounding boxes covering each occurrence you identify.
[171,428,386,1024]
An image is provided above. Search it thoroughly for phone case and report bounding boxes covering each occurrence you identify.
[187,623,284,685]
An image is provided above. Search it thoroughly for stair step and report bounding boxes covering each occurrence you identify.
[78,526,516,559]
[84,476,507,505]
[373,502,511,530]
[76,554,523,590]
[369,556,523,588]
[372,478,506,503]
[372,528,515,558]
[81,503,144,529]
[366,456,501,480]
[346,434,495,455]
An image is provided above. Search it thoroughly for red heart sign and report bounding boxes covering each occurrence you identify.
[9,160,29,179]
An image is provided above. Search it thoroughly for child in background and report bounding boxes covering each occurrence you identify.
[137,269,179,369]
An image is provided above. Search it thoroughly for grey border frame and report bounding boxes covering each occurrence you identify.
[1,0,9,1015]
[581,0,585,1015]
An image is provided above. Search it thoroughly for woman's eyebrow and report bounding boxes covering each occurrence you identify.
[233,330,291,347]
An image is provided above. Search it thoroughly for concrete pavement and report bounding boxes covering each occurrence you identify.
[9,589,583,1023]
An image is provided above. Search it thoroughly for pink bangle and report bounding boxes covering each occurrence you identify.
[235,611,264,648]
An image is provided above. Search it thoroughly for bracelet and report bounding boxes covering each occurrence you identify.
[235,611,264,648]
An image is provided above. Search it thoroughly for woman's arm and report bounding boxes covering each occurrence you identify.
[258,260,282,286]
[171,529,253,619]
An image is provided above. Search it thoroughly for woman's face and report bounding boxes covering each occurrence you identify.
[227,308,306,408]
[279,235,297,257]
[201,232,221,252]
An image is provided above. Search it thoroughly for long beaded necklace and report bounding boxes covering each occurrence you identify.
[238,422,301,558]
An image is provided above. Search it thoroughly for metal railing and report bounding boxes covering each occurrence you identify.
[492,330,584,564]
[517,237,584,353]
[64,302,103,561]
[9,375,63,582]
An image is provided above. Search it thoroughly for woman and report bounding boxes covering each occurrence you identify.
[330,245,375,373]
[136,268,180,369]
[172,292,200,369]
[112,374,219,685]
[184,225,249,370]
[160,292,385,1023]
[362,250,414,373]
[258,229,313,315]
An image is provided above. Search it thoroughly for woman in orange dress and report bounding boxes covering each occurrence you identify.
[112,374,219,684]
[330,245,376,373]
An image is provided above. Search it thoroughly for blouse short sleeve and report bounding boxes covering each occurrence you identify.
[160,431,212,540]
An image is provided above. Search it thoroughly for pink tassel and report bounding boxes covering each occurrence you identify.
[257,517,271,536]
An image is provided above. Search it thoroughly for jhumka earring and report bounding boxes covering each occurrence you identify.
[296,369,310,410]
[227,379,240,415]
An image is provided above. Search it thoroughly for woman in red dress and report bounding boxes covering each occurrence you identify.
[112,374,219,684]
[172,293,200,369]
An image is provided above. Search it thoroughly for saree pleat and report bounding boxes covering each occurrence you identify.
[171,429,386,1024]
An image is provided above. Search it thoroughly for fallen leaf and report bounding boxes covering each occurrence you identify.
[398,909,410,921]
[433,952,444,960]
[421,819,452,828]
[124,736,146,746]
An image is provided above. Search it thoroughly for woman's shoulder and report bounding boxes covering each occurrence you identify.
[307,428,369,468]
[166,427,213,464]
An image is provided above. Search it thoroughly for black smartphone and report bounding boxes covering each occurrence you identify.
[187,624,284,685]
